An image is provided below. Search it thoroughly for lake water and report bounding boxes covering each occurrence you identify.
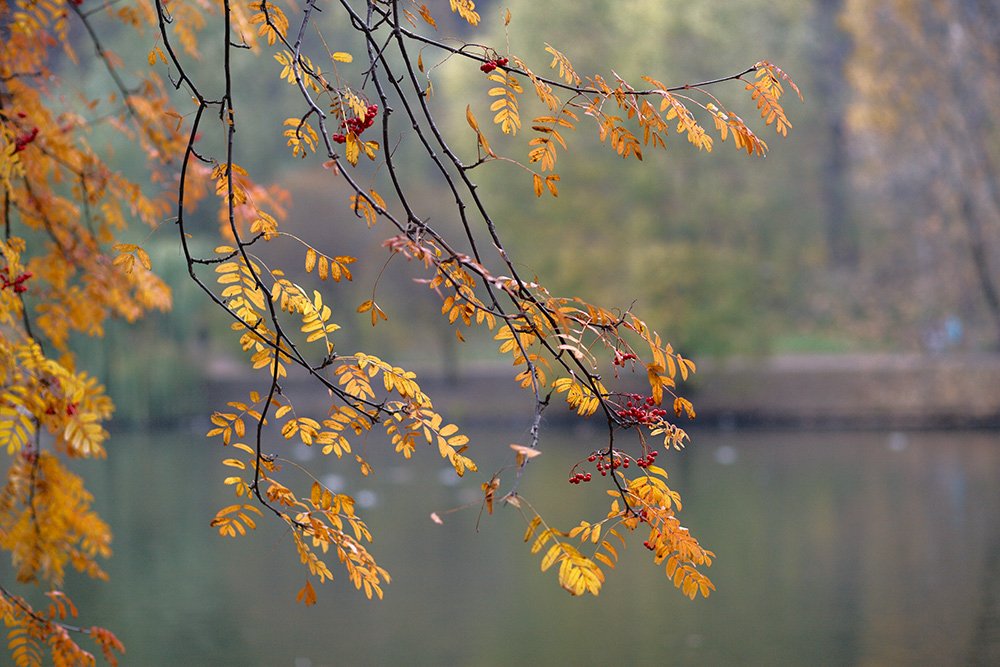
[6,425,1000,665]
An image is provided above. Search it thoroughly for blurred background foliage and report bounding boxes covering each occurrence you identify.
[55,0,1000,424]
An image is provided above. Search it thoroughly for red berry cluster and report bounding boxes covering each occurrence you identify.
[332,104,378,144]
[612,349,638,367]
[569,447,660,485]
[480,57,508,74]
[587,452,629,476]
[45,401,78,416]
[1,268,32,293]
[616,393,668,426]
[13,127,39,153]
[635,449,659,468]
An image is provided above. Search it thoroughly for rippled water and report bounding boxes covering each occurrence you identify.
[5,425,999,665]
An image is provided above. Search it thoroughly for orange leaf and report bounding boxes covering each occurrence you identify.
[296,580,317,606]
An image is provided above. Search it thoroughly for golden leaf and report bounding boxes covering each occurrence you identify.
[540,543,562,571]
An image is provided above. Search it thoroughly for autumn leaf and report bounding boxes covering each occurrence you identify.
[510,443,541,466]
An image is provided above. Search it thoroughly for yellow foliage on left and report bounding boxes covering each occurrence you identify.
[1,0,192,662]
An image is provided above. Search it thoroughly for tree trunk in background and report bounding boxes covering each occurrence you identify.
[841,0,1000,348]
[941,0,1000,347]
[813,0,857,268]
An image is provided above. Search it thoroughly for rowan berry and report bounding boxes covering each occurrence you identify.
[13,127,39,152]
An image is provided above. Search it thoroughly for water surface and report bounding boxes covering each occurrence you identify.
[9,426,999,665]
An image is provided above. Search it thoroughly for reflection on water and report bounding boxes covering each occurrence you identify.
[5,426,1000,665]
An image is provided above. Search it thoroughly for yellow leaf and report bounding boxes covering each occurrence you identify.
[131,248,150,271]
[531,528,552,554]
[673,396,695,419]
[545,174,559,196]
[540,543,562,571]
[332,52,353,62]
[523,516,542,542]
[345,133,360,165]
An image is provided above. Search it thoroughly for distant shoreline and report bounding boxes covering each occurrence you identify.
[200,352,1000,431]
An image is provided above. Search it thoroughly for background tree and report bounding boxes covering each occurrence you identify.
[1,0,799,663]
[841,0,1000,349]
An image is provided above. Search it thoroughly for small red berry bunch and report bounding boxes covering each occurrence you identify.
[612,349,638,367]
[44,401,78,416]
[635,449,659,469]
[332,104,378,144]
[480,57,508,74]
[590,451,630,476]
[1,267,32,293]
[570,447,660,485]
[13,127,39,153]
[615,393,668,426]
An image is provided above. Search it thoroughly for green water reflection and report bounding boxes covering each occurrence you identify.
[12,426,1000,665]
